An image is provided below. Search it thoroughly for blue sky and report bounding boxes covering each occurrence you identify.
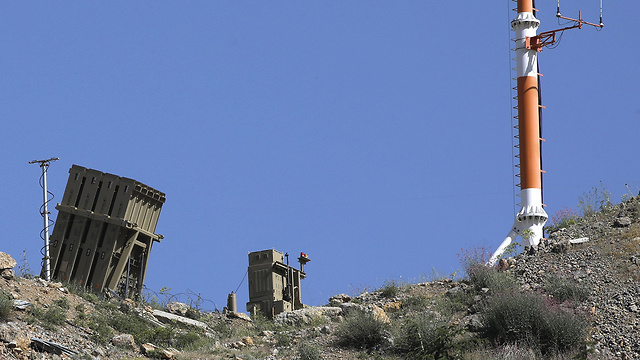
[2,1,638,310]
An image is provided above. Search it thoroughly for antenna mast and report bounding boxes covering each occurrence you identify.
[490,0,603,264]
[29,157,59,281]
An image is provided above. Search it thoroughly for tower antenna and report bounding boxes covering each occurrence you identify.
[29,157,59,281]
[490,0,603,265]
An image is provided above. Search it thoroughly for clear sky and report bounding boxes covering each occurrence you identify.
[2,1,638,311]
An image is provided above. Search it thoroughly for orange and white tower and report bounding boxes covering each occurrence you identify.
[490,0,547,264]
[489,0,603,264]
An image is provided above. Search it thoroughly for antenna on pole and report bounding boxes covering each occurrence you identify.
[29,157,59,281]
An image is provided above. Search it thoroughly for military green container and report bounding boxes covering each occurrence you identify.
[48,165,165,299]
[246,249,307,319]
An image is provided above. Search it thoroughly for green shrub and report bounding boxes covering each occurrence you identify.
[402,295,430,312]
[459,247,517,293]
[577,182,612,217]
[379,279,401,298]
[481,291,587,355]
[175,330,202,349]
[275,330,293,347]
[394,312,458,359]
[144,326,176,348]
[468,263,517,293]
[0,291,12,320]
[335,310,388,349]
[543,275,590,303]
[297,342,323,360]
[53,297,70,310]
[81,292,99,304]
[88,315,114,344]
[108,311,155,344]
[25,306,44,325]
[42,307,67,330]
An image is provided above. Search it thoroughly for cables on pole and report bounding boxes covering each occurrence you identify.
[29,157,59,281]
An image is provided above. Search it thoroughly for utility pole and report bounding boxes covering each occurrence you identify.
[29,157,59,281]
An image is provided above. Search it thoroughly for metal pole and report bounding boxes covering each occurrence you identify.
[30,157,59,281]
[125,254,131,299]
[41,163,51,281]
[491,0,547,264]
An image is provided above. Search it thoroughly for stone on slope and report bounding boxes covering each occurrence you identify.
[0,252,17,270]
[274,306,343,327]
[153,309,208,329]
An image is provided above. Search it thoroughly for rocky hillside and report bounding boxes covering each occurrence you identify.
[1,195,639,360]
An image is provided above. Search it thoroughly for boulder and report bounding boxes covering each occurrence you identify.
[166,301,190,316]
[227,311,252,322]
[339,303,390,324]
[12,300,32,311]
[0,323,30,351]
[614,217,632,227]
[0,252,17,270]
[241,336,254,346]
[328,294,351,306]
[463,314,483,332]
[382,301,402,312]
[152,309,208,329]
[274,306,342,327]
[112,334,136,350]
[120,298,136,312]
[1,269,15,280]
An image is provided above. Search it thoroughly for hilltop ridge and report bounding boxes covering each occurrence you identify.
[1,195,639,359]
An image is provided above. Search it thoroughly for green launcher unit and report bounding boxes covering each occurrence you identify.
[246,249,310,319]
[47,165,166,298]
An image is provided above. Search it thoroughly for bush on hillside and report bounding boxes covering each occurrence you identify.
[394,312,458,359]
[459,247,517,292]
[481,290,587,355]
[297,342,323,360]
[335,310,388,349]
[0,291,12,320]
[379,279,401,298]
[543,274,590,303]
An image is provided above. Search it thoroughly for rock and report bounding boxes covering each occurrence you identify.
[497,258,509,271]
[112,334,136,350]
[0,323,30,351]
[166,301,190,316]
[241,336,254,346]
[328,294,351,306]
[47,281,63,289]
[274,306,342,327]
[445,286,464,297]
[231,340,247,349]
[464,314,483,332]
[319,325,331,334]
[0,252,17,270]
[153,309,208,329]
[141,343,156,353]
[613,217,632,227]
[120,298,136,312]
[569,237,590,244]
[1,269,15,280]
[12,300,32,310]
[382,301,402,312]
[141,342,174,358]
[339,303,390,324]
[370,304,391,324]
[92,347,106,357]
[227,311,252,322]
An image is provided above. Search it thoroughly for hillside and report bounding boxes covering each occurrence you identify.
[1,195,639,360]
